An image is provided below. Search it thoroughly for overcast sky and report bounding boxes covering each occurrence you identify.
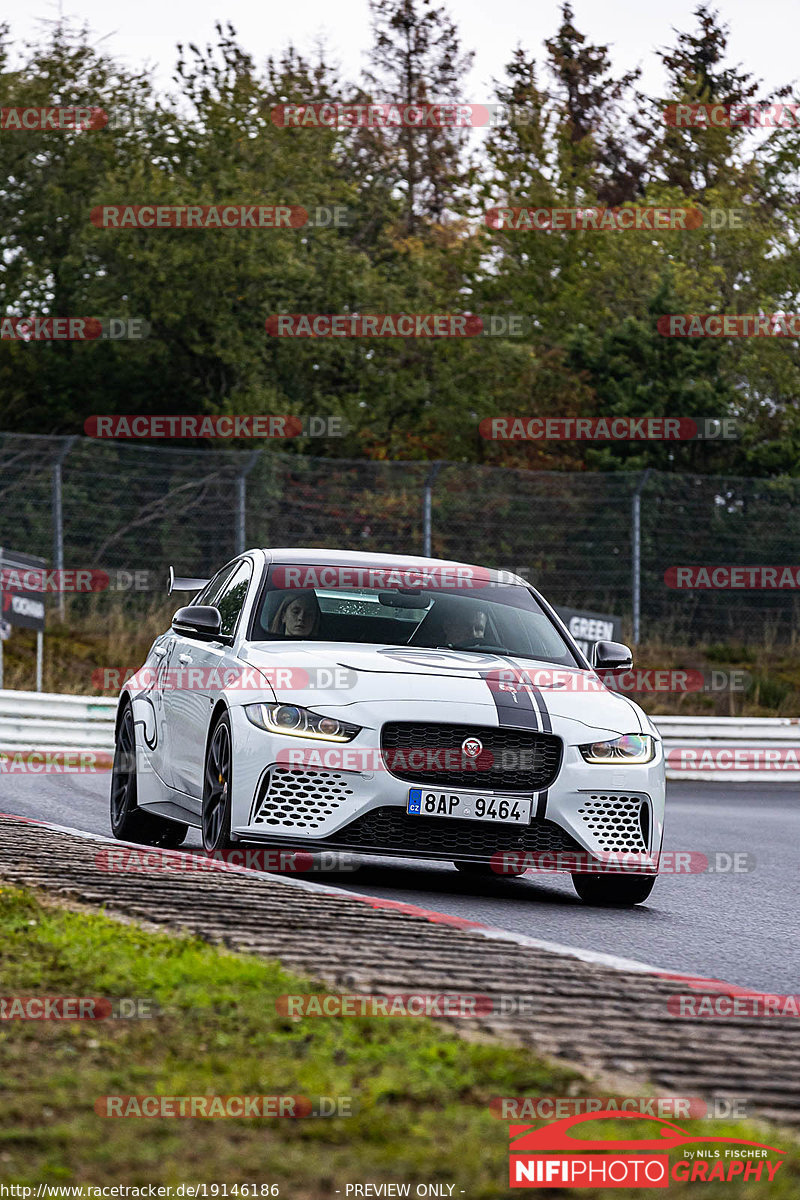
[11,0,800,101]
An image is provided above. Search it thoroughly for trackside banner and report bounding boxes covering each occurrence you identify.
[0,548,46,632]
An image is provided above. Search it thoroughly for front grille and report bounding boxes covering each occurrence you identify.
[251,768,355,830]
[315,806,580,861]
[380,722,562,792]
[576,794,651,853]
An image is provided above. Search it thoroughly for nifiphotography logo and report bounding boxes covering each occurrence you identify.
[508,1111,785,1188]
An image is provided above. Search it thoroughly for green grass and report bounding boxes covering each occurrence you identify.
[0,885,798,1196]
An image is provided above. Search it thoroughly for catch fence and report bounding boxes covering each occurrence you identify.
[2,432,799,641]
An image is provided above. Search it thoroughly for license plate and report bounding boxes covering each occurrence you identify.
[407,788,531,824]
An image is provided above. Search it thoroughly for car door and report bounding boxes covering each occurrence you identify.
[157,562,236,793]
[136,631,176,790]
[165,558,254,803]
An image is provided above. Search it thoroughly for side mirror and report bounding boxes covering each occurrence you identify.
[172,605,222,642]
[591,640,633,671]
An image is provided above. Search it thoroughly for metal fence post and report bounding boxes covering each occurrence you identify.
[422,462,443,557]
[52,437,75,622]
[0,548,4,690]
[631,469,652,646]
[236,450,262,555]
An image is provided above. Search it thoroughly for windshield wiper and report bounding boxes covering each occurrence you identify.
[435,645,564,665]
[436,644,513,656]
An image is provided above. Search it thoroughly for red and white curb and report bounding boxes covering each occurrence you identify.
[0,810,756,991]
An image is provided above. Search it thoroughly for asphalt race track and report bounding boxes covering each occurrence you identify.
[1,775,794,994]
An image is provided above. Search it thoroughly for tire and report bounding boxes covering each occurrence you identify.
[571,871,656,907]
[453,860,525,877]
[110,703,188,848]
[202,712,236,852]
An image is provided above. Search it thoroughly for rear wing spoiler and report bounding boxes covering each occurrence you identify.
[168,566,210,596]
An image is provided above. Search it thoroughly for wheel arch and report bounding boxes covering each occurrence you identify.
[115,692,132,735]
[205,699,231,760]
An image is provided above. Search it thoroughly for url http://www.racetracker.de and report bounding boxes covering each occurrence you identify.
[0,1187,282,1198]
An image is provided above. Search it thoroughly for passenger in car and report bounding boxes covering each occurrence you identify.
[269,590,322,638]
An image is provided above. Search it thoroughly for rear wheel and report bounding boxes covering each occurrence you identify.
[110,704,188,847]
[202,713,235,852]
[571,871,656,906]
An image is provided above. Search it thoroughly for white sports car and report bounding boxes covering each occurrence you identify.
[110,548,665,905]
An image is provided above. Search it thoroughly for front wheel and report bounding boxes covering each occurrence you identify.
[110,704,188,847]
[571,871,656,907]
[202,713,235,852]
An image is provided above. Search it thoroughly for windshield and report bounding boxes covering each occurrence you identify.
[250,564,580,667]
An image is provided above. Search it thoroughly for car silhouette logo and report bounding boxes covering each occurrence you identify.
[509,1111,785,1155]
[462,737,483,758]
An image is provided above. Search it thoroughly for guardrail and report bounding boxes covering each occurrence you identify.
[2,691,800,781]
[0,689,116,754]
[655,715,800,781]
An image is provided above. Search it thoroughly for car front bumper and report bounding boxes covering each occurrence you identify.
[227,704,666,868]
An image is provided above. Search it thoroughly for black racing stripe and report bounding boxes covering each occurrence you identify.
[479,665,541,731]
[529,687,552,814]
[480,664,553,820]
[528,684,552,734]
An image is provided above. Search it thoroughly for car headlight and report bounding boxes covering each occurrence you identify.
[579,734,656,764]
[244,703,360,742]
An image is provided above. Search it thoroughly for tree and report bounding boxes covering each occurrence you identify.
[544,2,645,206]
[361,0,473,234]
[646,3,764,197]
[0,19,156,431]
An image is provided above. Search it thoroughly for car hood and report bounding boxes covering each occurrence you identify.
[238,641,646,734]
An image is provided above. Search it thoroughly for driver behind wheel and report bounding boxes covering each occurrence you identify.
[442,604,488,647]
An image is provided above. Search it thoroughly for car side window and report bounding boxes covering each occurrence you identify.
[215,560,253,637]
[194,564,236,608]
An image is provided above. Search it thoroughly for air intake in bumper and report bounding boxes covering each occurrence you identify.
[251,767,356,831]
[576,794,652,855]
[301,805,582,861]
